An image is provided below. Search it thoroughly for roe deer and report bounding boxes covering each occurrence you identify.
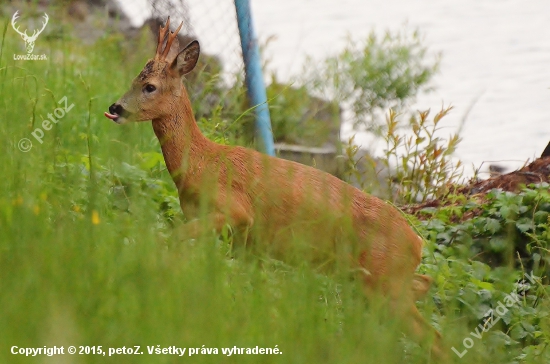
[105,17,445,359]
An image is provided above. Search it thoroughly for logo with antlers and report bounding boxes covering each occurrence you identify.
[11,11,49,54]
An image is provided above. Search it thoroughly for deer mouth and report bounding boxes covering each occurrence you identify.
[104,112,119,121]
[105,103,131,124]
[104,111,128,124]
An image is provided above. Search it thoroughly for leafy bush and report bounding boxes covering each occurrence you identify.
[266,78,340,147]
[418,184,550,278]
[342,106,462,203]
[304,28,439,134]
[383,106,463,203]
[415,184,550,362]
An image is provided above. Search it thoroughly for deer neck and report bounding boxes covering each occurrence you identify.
[151,88,214,184]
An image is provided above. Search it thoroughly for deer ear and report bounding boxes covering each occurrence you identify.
[171,40,200,76]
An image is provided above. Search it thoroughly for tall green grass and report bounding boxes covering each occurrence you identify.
[0,12,414,364]
[0,9,548,364]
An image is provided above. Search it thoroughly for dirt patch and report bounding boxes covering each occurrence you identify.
[403,156,550,219]
[457,157,550,195]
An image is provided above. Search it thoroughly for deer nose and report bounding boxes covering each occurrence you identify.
[109,103,124,116]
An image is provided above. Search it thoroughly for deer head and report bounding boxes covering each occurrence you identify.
[105,17,200,124]
[11,11,49,54]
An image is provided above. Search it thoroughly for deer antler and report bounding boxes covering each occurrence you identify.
[162,21,182,58]
[11,11,28,39]
[11,11,48,41]
[155,17,183,61]
[28,13,49,41]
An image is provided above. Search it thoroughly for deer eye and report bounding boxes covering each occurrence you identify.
[143,84,156,93]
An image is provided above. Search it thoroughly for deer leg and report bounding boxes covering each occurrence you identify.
[412,274,433,300]
[408,304,447,362]
[386,276,446,362]
[358,253,446,361]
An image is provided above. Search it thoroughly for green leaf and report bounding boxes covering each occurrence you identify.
[510,325,528,340]
[499,204,520,220]
[521,322,536,333]
[533,210,549,224]
[484,218,502,234]
[471,278,494,291]
[489,236,508,252]
[516,217,534,233]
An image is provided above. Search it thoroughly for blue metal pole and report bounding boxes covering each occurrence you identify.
[234,0,275,156]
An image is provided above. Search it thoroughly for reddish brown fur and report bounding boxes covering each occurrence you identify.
[107,18,445,359]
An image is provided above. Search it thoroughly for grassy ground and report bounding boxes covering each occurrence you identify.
[0,9,548,364]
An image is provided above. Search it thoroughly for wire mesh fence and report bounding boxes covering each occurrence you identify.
[116,0,245,80]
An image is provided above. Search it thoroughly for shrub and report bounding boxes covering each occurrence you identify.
[304,28,439,134]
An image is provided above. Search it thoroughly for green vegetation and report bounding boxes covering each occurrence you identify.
[382,107,463,204]
[266,78,340,147]
[0,9,549,364]
[304,28,439,135]
[416,185,550,362]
